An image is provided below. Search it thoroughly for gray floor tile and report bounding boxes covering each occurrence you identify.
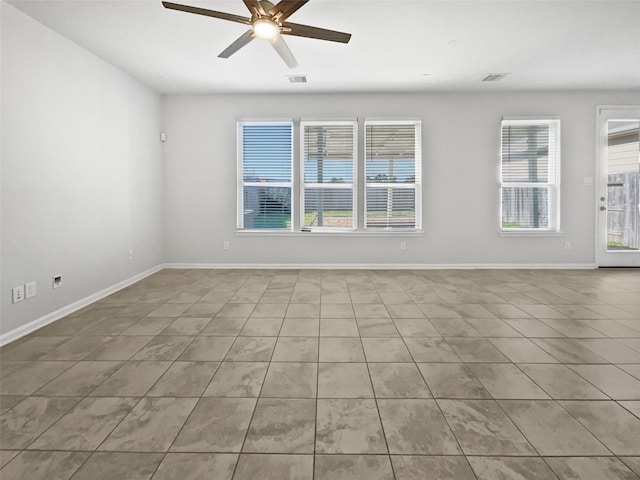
[314,455,394,480]
[90,361,171,396]
[130,335,193,361]
[468,456,558,480]
[318,363,374,398]
[171,397,256,452]
[121,317,174,335]
[0,396,25,415]
[225,336,276,361]
[319,337,365,362]
[391,455,476,480]
[418,363,490,399]
[70,452,163,480]
[0,450,21,469]
[204,362,269,397]
[446,338,510,362]
[243,398,315,453]
[393,318,440,337]
[499,400,610,456]
[316,399,387,454]
[160,317,211,335]
[152,453,237,480]
[489,337,559,363]
[272,337,318,362]
[378,399,461,454]
[369,363,431,398]
[405,338,461,362]
[560,400,640,455]
[280,318,320,336]
[240,317,284,336]
[37,361,122,396]
[362,338,412,362]
[430,318,482,337]
[468,363,550,399]
[438,399,535,455]
[261,362,317,398]
[568,365,640,399]
[28,397,138,450]
[546,456,639,480]
[41,335,112,360]
[235,454,313,480]
[518,364,608,400]
[532,338,608,364]
[319,318,360,337]
[100,397,197,452]
[200,317,247,336]
[357,318,400,337]
[85,335,153,361]
[0,451,89,480]
[0,396,80,449]
[0,361,75,395]
[178,336,235,361]
[147,361,219,397]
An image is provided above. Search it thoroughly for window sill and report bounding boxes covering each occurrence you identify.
[236,230,424,237]
[499,230,564,237]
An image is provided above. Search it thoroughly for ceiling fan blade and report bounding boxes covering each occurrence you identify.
[269,34,298,69]
[242,0,265,16]
[162,2,251,25]
[282,22,351,43]
[269,0,309,21]
[219,29,255,58]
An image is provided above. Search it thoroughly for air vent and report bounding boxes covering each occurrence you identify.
[482,73,509,82]
[288,75,308,83]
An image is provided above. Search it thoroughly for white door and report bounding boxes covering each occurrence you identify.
[596,106,640,267]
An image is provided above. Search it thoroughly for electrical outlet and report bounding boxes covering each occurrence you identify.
[400,241,407,251]
[223,241,230,250]
[12,285,25,303]
[25,281,37,298]
[128,249,134,260]
[53,275,62,289]
[564,241,572,250]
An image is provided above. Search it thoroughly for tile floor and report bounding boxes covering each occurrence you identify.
[1,268,640,479]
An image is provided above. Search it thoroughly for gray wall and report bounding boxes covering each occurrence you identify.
[1,4,164,336]
[162,90,639,267]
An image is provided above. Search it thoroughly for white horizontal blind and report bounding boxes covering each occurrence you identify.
[238,121,293,230]
[500,119,560,230]
[301,121,356,229]
[365,121,421,229]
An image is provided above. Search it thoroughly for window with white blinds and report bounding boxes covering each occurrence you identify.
[500,119,560,231]
[237,121,293,230]
[365,121,422,229]
[301,121,357,230]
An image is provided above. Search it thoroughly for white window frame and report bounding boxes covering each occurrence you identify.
[364,119,422,231]
[499,117,561,235]
[300,120,358,232]
[237,119,294,231]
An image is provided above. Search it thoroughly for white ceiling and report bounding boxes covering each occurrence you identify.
[7,0,640,94]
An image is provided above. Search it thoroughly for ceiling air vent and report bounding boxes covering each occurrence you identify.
[482,73,509,82]
[288,75,308,83]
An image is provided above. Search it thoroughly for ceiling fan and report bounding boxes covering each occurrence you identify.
[162,0,352,68]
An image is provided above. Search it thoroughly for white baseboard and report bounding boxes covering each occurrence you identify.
[0,265,163,347]
[163,262,597,270]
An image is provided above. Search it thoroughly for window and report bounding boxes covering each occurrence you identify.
[301,121,357,230]
[237,118,422,233]
[237,121,293,230]
[500,119,560,232]
[365,120,422,229]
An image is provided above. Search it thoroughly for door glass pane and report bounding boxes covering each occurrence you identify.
[607,120,640,251]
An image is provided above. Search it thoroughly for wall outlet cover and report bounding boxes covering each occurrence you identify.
[12,285,25,303]
[25,281,37,298]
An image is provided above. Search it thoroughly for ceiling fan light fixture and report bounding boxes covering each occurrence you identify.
[252,18,278,40]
